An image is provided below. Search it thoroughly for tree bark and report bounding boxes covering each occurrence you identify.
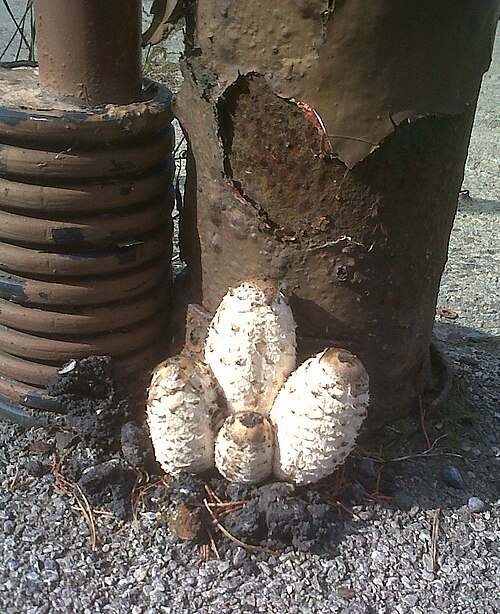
[175,1,499,428]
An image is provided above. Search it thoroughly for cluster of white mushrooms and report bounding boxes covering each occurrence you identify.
[146,280,369,486]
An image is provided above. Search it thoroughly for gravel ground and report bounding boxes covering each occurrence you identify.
[0,16,499,614]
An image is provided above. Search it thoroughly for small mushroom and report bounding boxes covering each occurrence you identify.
[215,412,274,484]
[205,279,296,417]
[146,355,220,477]
[270,348,369,485]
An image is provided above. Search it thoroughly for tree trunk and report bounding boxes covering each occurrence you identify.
[175,1,499,428]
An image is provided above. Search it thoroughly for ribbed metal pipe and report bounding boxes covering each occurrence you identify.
[0,64,174,424]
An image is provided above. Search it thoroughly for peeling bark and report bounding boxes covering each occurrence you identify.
[175,1,499,427]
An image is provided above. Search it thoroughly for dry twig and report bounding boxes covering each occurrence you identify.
[335,501,362,522]
[8,464,20,492]
[430,508,441,572]
[388,434,448,463]
[204,484,223,505]
[52,452,97,551]
[197,543,210,564]
[207,529,221,560]
[419,396,432,450]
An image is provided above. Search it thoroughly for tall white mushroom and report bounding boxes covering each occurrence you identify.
[215,411,274,484]
[270,348,369,486]
[146,355,220,477]
[205,280,297,417]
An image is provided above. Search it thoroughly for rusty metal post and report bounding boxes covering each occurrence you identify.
[33,0,142,106]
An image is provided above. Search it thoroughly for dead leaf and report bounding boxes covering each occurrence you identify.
[167,502,203,541]
[437,307,459,320]
[142,0,184,47]
[338,587,356,599]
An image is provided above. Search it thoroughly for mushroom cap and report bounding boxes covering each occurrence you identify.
[270,348,369,485]
[205,279,297,416]
[319,348,369,397]
[215,411,274,484]
[146,355,219,477]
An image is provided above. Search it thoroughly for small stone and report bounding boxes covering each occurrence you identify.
[120,421,154,469]
[356,457,376,478]
[29,441,54,455]
[441,463,465,489]
[216,561,230,573]
[468,497,485,513]
[133,568,148,582]
[25,459,51,478]
[338,587,356,599]
[55,431,79,451]
[471,519,486,532]
[232,547,247,566]
[404,594,418,607]
[42,569,59,584]
[26,571,39,581]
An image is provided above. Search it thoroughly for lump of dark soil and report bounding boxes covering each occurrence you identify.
[62,446,101,483]
[120,421,155,469]
[223,498,266,543]
[225,482,254,502]
[78,459,136,520]
[25,459,51,478]
[168,472,206,506]
[47,356,131,453]
[222,482,336,553]
[166,474,337,554]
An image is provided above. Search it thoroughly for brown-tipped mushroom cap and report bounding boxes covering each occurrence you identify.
[205,279,297,416]
[146,354,220,477]
[224,412,268,445]
[270,347,369,486]
[215,411,274,484]
[319,348,369,396]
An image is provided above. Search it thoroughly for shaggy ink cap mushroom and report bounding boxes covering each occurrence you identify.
[270,347,369,485]
[146,355,220,477]
[215,411,274,484]
[205,279,297,417]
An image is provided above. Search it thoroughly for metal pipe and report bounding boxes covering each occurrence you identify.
[33,0,142,106]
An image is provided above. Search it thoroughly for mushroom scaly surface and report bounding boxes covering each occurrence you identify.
[205,280,297,417]
[146,356,219,477]
[270,348,369,485]
[215,411,274,484]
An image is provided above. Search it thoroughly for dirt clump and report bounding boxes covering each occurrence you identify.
[47,356,131,453]
[46,356,156,521]
[78,460,136,520]
[161,474,338,554]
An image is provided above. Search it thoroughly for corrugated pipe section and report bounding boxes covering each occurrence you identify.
[0,64,174,425]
